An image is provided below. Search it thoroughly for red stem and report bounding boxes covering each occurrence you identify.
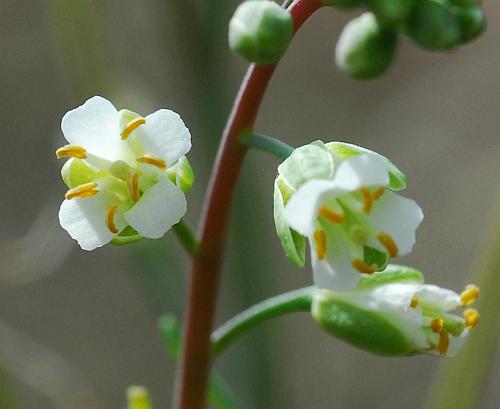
[174,1,323,408]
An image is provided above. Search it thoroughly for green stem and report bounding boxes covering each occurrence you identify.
[172,219,199,256]
[240,132,294,161]
[211,287,314,357]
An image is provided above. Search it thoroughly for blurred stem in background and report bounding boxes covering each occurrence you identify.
[426,197,500,409]
[0,368,16,409]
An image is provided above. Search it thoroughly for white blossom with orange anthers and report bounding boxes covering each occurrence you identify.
[284,153,423,291]
[56,96,192,250]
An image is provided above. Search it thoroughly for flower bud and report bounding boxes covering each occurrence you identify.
[366,0,416,27]
[405,0,461,50]
[166,156,195,193]
[312,265,478,357]
[127,386,153,409]
[454,6,486,43]
[335,13,398,79]
[229,0,293,64]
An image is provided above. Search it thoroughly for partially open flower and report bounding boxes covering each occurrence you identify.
[56,96,193,250]
[312,265,480,356]
[274,141,422,290]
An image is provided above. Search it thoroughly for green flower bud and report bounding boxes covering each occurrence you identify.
[335,13,398,79]
[322,0,363,9]
[311,266,477,357]
[229,0,293,64]
[127,385,153,409]
[453,6,487,43]
[166,155,195,193]
[405,0,461,50]
[366,0,416,27]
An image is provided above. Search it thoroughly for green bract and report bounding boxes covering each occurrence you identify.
[335,13,398,79]
[228,0,293,64]
[311,266,479,356]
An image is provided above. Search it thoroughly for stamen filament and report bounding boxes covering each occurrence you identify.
[128,173,140,202]
[460,284,480,306]
[438,330,449,356]
[136,155,167,170]
[313,230,327,260]
[352,259,376,274]
[463,308,480,328]
[106,205,120,234]
[372,187,385,200]
[121,117,146,140]
[56,145,87,159]
[319,207,344,223]
[359,187,374,213]
[65,182,98,200]
[377,232,399,258]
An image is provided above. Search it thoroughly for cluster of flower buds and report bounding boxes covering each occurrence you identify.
[333,0,486,78]
[55,96,194,250]
[228,0,486,78]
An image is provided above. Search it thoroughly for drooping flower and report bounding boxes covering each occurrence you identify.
[312,265,480,357]
[274,141,422,290]
[56,96,194,250]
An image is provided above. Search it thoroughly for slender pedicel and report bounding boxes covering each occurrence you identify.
[121,117,146,140]
[136,154,167,170]
[56,145,87,159]
[65,182,98,199]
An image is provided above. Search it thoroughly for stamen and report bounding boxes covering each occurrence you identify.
[460,284,480,306]
[128,173,140,202]
[438,330,449,356]
[463,308,480,328]
[121,117,146,140]
[352,259,376,274]
[313,230,327,260]
[372,187,385,200]
[319,207,344,223]
[359,187,374,213]
[106,205,120,234]
[410,296,419,309]
[377,232,399,258]
[431,318,444,333]
[136,155,167,170]
[65,182,98,200]
[56,144,87,159]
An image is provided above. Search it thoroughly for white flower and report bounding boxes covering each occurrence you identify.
[312,266,480,357]
[280,142,423,290]
[56,96,192,250]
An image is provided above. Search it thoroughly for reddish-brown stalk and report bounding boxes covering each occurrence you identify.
[174,1,324,408]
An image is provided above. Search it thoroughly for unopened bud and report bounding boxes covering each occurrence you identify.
[367,0,416,27]
[454,6,487,43]
[335,13,398,79]
[229,0,293,64]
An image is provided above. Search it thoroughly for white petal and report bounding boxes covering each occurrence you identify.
[124,176,186,239]
[311,231,361,291]
[416,284,461,311]
[446,329,469,357]
[285,180,343,236]
[333,154,389,191]
[132,109,191,166]
[369,190,423,256]
[58,195,115,251]
[61,96,127,162]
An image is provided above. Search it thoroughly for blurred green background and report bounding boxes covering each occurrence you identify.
[1,0,499,408]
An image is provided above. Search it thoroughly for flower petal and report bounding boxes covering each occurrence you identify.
[446,329,469,357]
[58,194,119,251]
[369,190,423,256]
[131,109,191,166]
[416,284,461,311]
[285,180,342,236]
[61,96,127,162]
[124,175,186,239]
[332,154,390,191]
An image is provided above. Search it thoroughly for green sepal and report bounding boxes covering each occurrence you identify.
[111,226,144,245]
[166,156,195,193]
[405,0,461,50]
[363,245,389,270]
[326,142,407,190]
[453,6,486,43]
[126,386,154,409]
[273,177,306,267]
[367,0,417,27]
[312,290,415,356]
[277,141,334,190]
[336,13,398,79]
[356,264,424,290]
[61,158,99,188]
[229,0,293,65]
